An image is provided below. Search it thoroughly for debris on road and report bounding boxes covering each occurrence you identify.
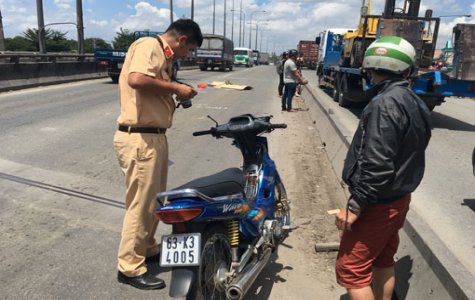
[209,80,252,90]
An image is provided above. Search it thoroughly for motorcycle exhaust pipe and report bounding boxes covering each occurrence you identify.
[226,248,273,300]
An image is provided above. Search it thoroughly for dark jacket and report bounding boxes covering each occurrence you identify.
[342,78,432,207]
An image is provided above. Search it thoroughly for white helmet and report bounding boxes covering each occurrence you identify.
[362,36,416,74]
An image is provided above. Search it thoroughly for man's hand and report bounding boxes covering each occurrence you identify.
[335,208,359,233]
[300,79,309,85]
[175,83,197,100]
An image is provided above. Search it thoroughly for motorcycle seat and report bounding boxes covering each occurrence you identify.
[173,168,245,198]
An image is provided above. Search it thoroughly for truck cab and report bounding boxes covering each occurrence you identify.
[94,30,180,82]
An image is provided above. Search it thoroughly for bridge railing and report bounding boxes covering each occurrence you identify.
[0,51,95,63]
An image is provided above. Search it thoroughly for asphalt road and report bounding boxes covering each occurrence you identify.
[0,66,347,300]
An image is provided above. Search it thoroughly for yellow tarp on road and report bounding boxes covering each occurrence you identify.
[208,81,252,90]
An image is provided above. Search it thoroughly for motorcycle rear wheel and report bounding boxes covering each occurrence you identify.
[275,182,291,243]
[187,227,232,300]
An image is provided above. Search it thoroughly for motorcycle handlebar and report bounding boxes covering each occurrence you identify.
[271,123,287,129]
[192,129,213,136]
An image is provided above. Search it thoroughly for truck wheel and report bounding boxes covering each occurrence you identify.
[229,64,233,71]
[332,74,340,102]
[172,66,178,80]
[110,75,119,83]
[338,75,352,107]
[199,66,207,71]
[338,90,352,107]
[350,41,363,68]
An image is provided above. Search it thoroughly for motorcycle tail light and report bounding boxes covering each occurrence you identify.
[154,208,203,224]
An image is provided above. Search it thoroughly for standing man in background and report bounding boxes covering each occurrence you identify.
[281,49,308,112]
[276,51,288,97]
[113,19,203,290]
[334,37,432,300]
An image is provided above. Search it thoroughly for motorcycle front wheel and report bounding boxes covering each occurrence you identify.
[187,226,232,300]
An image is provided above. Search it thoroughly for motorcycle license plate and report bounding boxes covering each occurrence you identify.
[160,233,201,267]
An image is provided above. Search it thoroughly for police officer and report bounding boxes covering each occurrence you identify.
[114,19,203,290]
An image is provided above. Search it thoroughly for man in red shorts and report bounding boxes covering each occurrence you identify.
[334,36,432,300]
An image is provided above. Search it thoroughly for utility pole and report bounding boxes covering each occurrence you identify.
[231,0,234,45]
[191,0,194,20]
[76,0,84,54]
[170,0,174,24]
[212,0,216,34]
[239,0,242,47]
[0,9,5,51]
[223,0,226,38]
[36,0,46,53]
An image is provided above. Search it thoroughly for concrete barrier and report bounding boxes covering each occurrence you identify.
[301,84,475,300]
[0,62,108,92]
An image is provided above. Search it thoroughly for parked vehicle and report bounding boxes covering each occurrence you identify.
[252,50,260,65]
[233,47,254,67]
[196,34,234,71]
[258,52,270,65]
[154,114,291,300]
[94,31,180,83]
[316,0,475,110]
[297,40,319,69]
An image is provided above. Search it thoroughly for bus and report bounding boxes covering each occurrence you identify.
[233,47,253,67]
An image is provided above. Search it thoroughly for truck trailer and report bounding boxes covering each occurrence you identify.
[316,0,475,110]
[196,34,234,71]
[297,40,319,70]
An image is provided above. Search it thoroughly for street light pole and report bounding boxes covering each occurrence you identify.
[76,0,85,54]
[191,0,194,20]
[36,0,46,53]
[223,0,226,38]
[231,0,234,44]
[438,14,471,18]
[239,0,242,47]
[248,10,265,49]
[170,0,174,24]
[212,0,216,34]
[231,9,245,47]
[0,9,5,51]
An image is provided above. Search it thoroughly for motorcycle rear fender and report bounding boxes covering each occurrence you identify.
[169,267,194,298]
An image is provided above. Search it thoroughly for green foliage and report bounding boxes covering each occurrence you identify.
[5,36,36,51]
[112,28,134,50]
[84,38,111,52]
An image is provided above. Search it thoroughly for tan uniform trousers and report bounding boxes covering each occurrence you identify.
[113,130,168,277]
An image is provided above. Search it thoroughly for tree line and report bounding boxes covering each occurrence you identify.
[4,28,135,52]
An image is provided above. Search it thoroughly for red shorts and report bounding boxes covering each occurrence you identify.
[335,194,411,289]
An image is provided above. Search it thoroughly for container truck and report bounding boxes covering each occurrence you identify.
[297,40,319,70]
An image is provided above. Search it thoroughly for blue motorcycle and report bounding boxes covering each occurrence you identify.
[154,114,291,300]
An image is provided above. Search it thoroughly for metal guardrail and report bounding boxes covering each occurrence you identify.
[0,52,94,63]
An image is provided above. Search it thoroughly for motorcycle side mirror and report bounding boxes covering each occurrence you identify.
[207,115,219,126]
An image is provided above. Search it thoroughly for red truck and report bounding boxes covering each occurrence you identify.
[297,40,319,70]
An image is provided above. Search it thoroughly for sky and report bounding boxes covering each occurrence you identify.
[0,0,474,53]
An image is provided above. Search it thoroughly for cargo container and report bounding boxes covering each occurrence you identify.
[297,40,318,70]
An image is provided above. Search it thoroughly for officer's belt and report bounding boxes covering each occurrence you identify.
[118,125,167,134]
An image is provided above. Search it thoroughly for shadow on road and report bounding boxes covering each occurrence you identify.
[394,255,413,300]
[431,111,475,132]
[462,199,475,213]
[246,252,292,299]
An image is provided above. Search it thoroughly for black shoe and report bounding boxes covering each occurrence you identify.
[145,252,160,263]
[282,107,286,111]
[117,271,166,290]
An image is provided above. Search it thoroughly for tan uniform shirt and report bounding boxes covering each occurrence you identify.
[117,36,176,128]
